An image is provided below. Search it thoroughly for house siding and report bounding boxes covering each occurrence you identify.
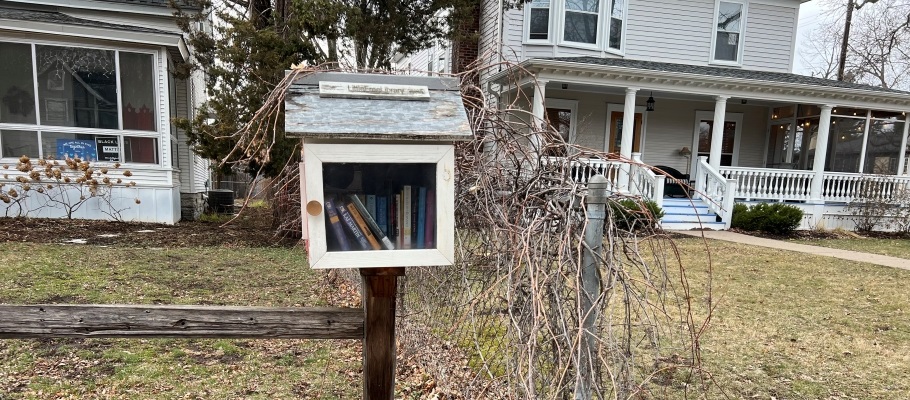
[742,2,797,72]
[494,0,800,71]
[624,0,715,64]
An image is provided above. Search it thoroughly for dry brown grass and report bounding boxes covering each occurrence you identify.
[673,237,910,398]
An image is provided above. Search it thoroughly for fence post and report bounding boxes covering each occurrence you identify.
[576,175,607,400]
[361,267,405,400]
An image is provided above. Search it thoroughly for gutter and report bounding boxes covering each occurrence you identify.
[491,58,910,108]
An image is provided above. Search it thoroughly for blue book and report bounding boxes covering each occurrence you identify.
[377,196,388,235]
[324,197,351,251]
[416,187,427,249]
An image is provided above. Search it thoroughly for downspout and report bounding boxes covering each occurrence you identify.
[497,0,504,69]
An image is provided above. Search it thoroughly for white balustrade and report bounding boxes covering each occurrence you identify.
[630,153,665,208]
[543,156,624,186]
[719,166,814,201]
[717,166,910,204]
[694,157,736,229]
[821,173,910,203]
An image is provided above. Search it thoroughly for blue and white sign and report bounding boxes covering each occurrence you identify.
[57,139,98,161]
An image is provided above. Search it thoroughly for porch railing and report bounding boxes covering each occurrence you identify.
[694,157,736,229]
[543,156,623,186]
[821,173,910,203]
[630,154,665,209]
[718,167,910,203]
[719,166,814,201]
[541,155,666,207]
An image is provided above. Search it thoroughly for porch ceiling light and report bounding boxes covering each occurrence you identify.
[646,92,655,112]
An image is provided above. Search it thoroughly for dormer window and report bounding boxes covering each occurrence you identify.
[525,0,627,52]
[712,1,745,63]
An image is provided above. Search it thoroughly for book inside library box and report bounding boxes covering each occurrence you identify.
[323,162,437,252]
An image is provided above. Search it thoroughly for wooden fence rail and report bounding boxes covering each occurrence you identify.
[0,304,363,340]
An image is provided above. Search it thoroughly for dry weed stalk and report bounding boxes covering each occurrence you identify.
[223,60,713,398]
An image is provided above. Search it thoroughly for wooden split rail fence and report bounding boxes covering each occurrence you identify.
[0,267,404,400]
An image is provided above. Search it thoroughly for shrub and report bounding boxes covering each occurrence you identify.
[610,199,664,232]
[730,202,803,235]
[730,203,751,230]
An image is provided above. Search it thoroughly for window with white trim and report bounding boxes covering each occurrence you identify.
[0,40,160,164]
[607,0,624,50]
[525,0,627,52]
[529,0,551,40]
[564,0,599,44]
[713,1,744,62]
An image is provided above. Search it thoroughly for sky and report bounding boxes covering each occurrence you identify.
[793,1,827,75]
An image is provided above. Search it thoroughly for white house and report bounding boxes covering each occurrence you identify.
[463,0,910,230]
[0,0,212,223]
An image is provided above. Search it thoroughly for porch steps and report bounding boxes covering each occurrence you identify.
[660,198,727,231]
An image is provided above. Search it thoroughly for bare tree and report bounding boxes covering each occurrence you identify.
[806,0,910,89]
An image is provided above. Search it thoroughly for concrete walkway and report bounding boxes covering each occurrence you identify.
[673,230,910,271]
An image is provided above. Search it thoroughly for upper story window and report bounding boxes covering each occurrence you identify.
[607,0,625,50]
[713,1,745,63]
[0,41,160,164]
[564,0,599,44]
[529,0,551,40]
[525,0,627,52]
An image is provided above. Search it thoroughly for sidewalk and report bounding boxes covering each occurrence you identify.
[673,230,910,271]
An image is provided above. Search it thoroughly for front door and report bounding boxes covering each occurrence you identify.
[692,111,743,170]
[608,111,643,154]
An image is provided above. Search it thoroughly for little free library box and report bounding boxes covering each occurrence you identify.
[286,72,473,269]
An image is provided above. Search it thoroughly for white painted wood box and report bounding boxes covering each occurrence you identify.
[285,73,472,269]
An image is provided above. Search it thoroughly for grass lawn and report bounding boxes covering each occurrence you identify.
[2,213,909,398]
[790,237,910,260]
[674,237,910,398]
[0,243,363,399]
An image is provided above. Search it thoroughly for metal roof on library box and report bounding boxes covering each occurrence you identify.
[285,72,473,141]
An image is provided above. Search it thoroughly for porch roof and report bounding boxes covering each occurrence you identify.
[492,57,910,111]
[0,7,172,35]
[0,7,189,58]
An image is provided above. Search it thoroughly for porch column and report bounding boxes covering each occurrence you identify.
[530,79,549,155]
[618,88,638,191]
[897,113,910,176]
[709,96,729,171]
[809,105,834,203]
[531,79,549,128]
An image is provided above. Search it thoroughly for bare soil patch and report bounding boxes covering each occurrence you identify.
[0,207,291,248]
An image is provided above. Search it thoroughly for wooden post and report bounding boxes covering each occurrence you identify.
[360,267,405,400]
[576,175,607,400]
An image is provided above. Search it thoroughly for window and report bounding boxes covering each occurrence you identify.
[608,0,624,50]
[0,43,36,124]
[529,0,551,40]
[564,0,599,44]
[0,130,39,158]
[525,0,627,52]
[120,52,157,131]
[863,118,905,175]
[713,1,744,63]
[0,41,160,165]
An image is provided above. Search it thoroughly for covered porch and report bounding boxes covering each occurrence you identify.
[492,57,910,230]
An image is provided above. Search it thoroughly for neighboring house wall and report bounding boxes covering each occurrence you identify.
[0,0,209,223]
[496,0,799,72]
